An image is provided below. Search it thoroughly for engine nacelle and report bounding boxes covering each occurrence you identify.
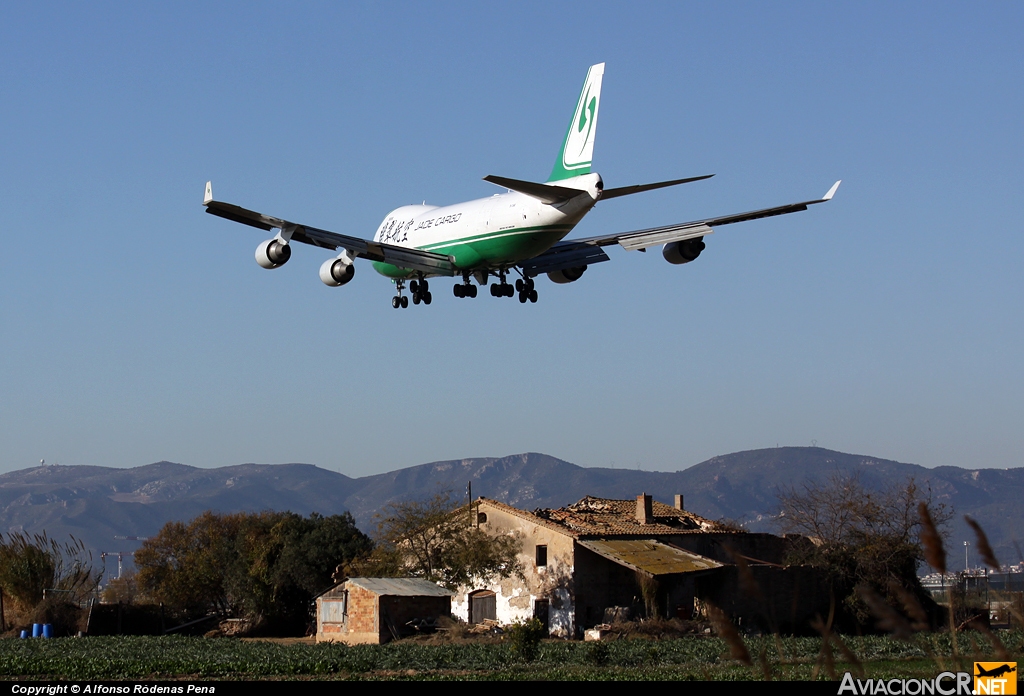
[319,255,355,287]
[255,238,291,269]
[662,237,706,265]
[547,265,588,284]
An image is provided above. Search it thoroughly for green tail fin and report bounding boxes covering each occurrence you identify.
[548,63,605,182]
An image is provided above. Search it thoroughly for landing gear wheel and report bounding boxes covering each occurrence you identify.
[392,297,400,309]
[412,293,421,305]
[515,279,524,292]
[424,291,432,305]
[529,289,538,303]
[518,291,528,303]
[401,295,409,308]
[468,284,477,298]
[410,280,419,293]
[489,284,497,297]
[454,284,464,298]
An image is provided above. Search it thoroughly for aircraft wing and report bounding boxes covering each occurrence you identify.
[203,183,457,276]
[520,181,840,275]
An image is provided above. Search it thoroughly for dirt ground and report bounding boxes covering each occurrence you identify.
[239,636,316,645]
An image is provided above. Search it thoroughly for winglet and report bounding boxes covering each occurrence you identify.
[822,180,841,201]
[204,181,213,206]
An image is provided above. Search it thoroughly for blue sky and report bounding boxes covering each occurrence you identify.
[1,2,1021,478]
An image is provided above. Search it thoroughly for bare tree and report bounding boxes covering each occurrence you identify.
[353,490,522,590]
[778,473,951,549]
[777,473,952,629]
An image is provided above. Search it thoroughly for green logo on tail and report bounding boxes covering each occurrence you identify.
[549,63,605,182]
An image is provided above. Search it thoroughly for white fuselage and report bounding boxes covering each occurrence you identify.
[369,174,602,276]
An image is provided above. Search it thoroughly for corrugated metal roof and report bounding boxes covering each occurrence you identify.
[347,577,453,597]
[578,539,723,575]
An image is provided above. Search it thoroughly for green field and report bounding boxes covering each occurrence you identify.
[0,632,1021,681]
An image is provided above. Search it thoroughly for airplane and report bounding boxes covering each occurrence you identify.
[975,664,1016,679]
[204,63,840,309]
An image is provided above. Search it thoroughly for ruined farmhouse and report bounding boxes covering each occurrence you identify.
[453,493,827,637]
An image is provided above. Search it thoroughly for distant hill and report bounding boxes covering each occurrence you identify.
[0,448,1020,571]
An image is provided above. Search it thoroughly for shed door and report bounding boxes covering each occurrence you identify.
[320,599,345,623]
[469,590,496,624]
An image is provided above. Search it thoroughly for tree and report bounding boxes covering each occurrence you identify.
[353,491,522,590]
[134,511,239,615]
[101,571,141,605]
[135,510,372,633]
[776,473,951,629]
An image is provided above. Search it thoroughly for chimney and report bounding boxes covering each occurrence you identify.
[674,494,685,511]
[636,493,653,524]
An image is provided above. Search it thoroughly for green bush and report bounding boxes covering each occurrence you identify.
[505,618,545,663]
[586,640,610,665]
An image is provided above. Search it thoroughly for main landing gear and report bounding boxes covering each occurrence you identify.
[451,270,538,303]
[410,278,432,305]
[453,272,478,298]
[515,276,539,304]
[489,269,515,298]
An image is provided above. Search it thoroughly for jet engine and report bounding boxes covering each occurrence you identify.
[319,255,355,287]
[662,237,705,265]
[547,265,588,284]
[255,239,291,269]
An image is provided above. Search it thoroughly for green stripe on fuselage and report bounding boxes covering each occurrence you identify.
[372,225,570,279]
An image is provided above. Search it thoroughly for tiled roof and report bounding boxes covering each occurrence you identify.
[476,497,574,537]
[534,496,728,537]
[479,495,730,538]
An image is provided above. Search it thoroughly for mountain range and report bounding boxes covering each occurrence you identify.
[0,447,1020,572]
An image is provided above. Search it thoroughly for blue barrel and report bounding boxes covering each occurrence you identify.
[42,624,53,638]
[31,623,42,637]
[19,630,28,639]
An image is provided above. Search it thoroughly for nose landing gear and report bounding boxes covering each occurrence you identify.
[392,278,433,308]
[391,280,410,309]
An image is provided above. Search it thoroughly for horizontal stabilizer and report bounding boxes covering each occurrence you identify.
[483,175,590,204]
[601,174,714,200]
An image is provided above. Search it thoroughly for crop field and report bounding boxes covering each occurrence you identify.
[0,632,1021,681]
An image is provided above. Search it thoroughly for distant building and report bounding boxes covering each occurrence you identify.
[315,577,452,644]
[920,569,1024,596]
[455,493,827,638]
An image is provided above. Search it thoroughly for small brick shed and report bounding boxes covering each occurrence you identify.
[315,577,453,644]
